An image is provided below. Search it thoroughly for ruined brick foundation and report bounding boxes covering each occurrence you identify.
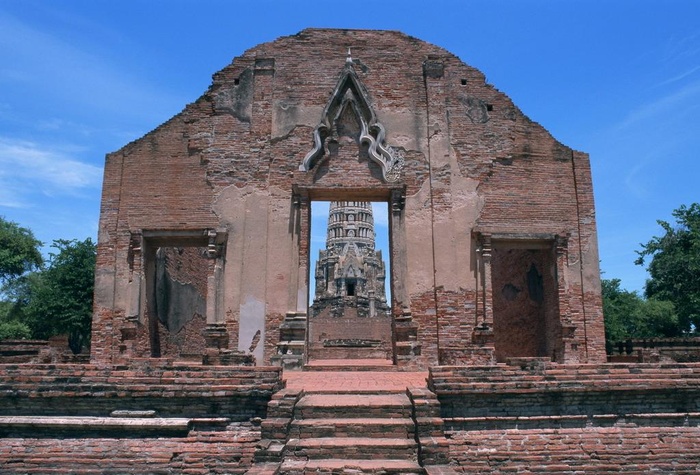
[2,362,700,473]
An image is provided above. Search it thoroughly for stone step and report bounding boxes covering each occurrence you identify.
[295,394,412,419]
[289,417,415,439]
[0,415,194,437]
[284,437,418,460]
[279,458,424,474]
[418,436,451,466]
[423,465,460,475]
[255,440,286,463]
[245,462,280,475]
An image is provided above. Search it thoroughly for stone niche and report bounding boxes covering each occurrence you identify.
[91,28,605,369]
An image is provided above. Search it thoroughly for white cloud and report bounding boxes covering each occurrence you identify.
[0,186,26,208]
[656,66,700,88]
[616,80,700,131]
[0,138,102,204]
[662,32,700,65]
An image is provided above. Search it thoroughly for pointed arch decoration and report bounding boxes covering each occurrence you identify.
[300,60,404,182]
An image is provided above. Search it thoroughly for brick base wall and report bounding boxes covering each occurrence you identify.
[0,363,282,419]
[1,423,260,474]
[431,363,700,421]
[447,427,700,473]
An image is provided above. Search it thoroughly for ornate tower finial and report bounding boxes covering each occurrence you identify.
[346,47,352,64]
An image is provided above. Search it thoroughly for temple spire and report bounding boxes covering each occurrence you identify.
[312,201,387,304]
[326,201,375,251]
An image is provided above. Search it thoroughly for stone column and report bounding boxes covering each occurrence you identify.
[555,234,578,362]
[126,231,143,324]
[204,229,228,350]
[473,233,494,348]
[119,231,143,360]
[481,234,494,328]
[390,188,408,313]
[295,195,310,314]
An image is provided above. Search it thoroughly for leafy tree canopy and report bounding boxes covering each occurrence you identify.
[0,217,42,285]
[602,278,679,347]
[636,203,700,332]
[20,239,96,353]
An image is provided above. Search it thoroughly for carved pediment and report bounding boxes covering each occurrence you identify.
[300,55,403,182]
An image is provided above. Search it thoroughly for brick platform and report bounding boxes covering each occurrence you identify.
[430,363,700,426]
[2,363,700,473]
[447,427,700,474]
[1,422,261,474]
[430,363,700,473]
[0,362,282,474]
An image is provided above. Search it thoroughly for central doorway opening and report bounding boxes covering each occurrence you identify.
[308,200,393,363]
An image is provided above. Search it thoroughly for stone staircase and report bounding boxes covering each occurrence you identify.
[247,384,453,474]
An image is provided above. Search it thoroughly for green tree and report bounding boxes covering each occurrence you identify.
[22,239,96,353]
[602,278,679,348]
[0,218,42,341]
[636,203,700,333]
[0,217,42,285]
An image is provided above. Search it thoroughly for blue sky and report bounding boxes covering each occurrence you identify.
[1,0,698,293]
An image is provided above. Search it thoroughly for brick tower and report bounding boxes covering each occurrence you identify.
[313,201,388,305]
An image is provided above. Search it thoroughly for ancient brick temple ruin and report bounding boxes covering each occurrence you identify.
[89,27,606,369]
[2,29,700,474]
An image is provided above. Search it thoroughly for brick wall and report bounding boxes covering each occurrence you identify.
[0,363,282,419]
[432,363,700,472]
[1,423,260,474]
[430,363,700,422]
[447,427,700,473]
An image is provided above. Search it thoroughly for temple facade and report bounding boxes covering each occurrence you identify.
[90,28,606,369]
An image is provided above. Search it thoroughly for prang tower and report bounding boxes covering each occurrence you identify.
[308,201,391,359]
[314,201,387,304]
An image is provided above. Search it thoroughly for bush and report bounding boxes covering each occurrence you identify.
[0,320,32,340]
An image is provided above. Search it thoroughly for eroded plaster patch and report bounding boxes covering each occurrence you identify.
[238,295,266,364]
